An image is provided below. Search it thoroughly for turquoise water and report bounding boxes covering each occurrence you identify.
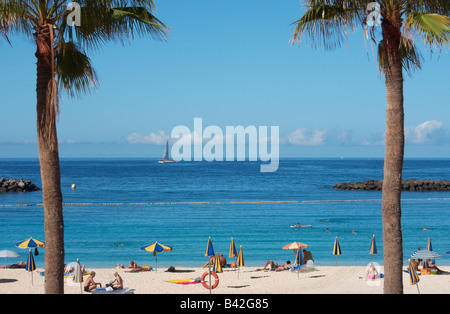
[1,158,449,268]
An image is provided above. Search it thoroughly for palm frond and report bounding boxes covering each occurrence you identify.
[59,0,169,52]
[55,40,98,98]
[404,12,450,48]
[291,2,364,50]
[377,37,423,77]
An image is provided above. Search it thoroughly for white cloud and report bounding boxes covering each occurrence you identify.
[284,128,327,146]
[126,130,169,145]
[405,120,447,145]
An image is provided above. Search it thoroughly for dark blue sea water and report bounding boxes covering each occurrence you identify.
[1,158,449,268]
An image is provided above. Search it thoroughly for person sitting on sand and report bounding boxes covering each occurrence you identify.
[219,254,227,268]
[128,260,138,269]
[302,249,314,264]
[366,263,379,280]
[429,260,444,274]
[110,272,123,290]
[202,256,215,268]
[84,271,101,292]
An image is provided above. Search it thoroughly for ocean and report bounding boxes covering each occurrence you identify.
[1,158,449,268]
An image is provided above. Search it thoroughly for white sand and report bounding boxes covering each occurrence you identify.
[1,266,449,294]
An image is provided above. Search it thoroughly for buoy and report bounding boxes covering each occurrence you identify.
[71,184,76,190]
[201,271,219,290]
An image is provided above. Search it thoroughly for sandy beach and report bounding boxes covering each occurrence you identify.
[1,265,449,294]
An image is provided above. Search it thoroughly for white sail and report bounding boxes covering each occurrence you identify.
[158,140,177,163]
[162,140,169,159]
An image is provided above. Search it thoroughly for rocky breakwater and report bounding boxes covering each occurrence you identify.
[0,178,40,193]
[333,179,450,192]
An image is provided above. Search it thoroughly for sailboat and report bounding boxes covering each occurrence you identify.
[158,140,177,163]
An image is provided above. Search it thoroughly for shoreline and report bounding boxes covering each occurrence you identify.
[1,266,449,294]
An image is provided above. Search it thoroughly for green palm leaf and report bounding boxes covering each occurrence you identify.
[55,40,98,98]
[405,12,450,47]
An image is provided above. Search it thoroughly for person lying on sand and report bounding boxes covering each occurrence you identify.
[125,265,153,272]
[257,260,291,271]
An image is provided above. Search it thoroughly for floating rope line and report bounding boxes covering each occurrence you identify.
[1,198,449,207]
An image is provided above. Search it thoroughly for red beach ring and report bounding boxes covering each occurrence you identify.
[201,271,219,289]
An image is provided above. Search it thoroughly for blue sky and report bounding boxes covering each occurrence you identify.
[1,0,449,158]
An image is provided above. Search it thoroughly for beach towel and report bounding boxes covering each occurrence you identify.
[167,278,201,285]
[91,287,133,294]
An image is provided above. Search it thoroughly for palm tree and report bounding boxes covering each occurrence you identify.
[291,0,450,294]
[1,0,168,293]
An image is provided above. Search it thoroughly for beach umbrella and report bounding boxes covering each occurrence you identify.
[205,237,215,258]
[369,235,377,261]
[408,259,420,294]
[139,242,173,272]
[410,250,441,260]
[73,258,84,294]
[0,250,20,266]
[229,238,237,258]
[295,247,303,266]
[427,238,433,251]
[213,253,223,273]
[282,242,308,251]
[294,247,303,279]
[229,238,237,272]
[15,237,45,255]
[333,237,342,266]
[204,237,215,294]
[25,249,36,285]
[236,245,245,279]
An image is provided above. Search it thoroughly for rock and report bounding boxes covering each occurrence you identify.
[0,178,40,193]
[333,179,450,192]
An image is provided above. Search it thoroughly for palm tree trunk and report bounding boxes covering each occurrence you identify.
[381,18,405,295]
[35,24,65,294]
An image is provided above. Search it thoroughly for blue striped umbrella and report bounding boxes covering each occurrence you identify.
[294,247,303,278]
[295,247,303,266]
[25,249,36,285]
[16,237,45,249]
[408,259,420,294]
[370,235,377,261]
[73,258,84,293]
[333,237,341,265]
[139,242,173,272]
[16,237,45,256]
[204,237,215,294]
[205,237,215,257]
[427,238,433,251]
